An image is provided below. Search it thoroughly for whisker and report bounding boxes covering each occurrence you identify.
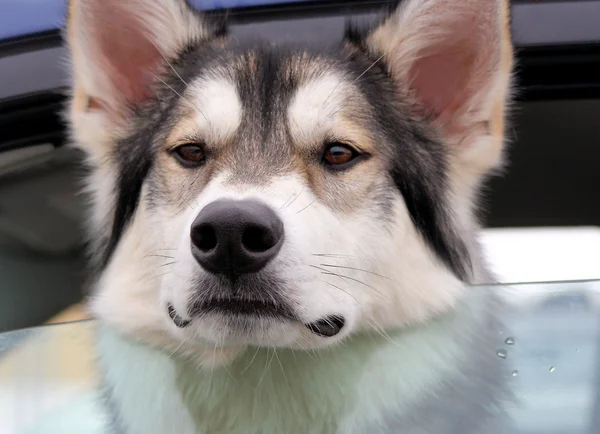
[205,342,218,399]
[312,253,377,266]
[291,338,318,363]
[155,261,178,270]
[319,263,393,281]
[308,265,390,301]
[351,53,386,85]
[241,346,261,374]
[168,339,186,358]
[144,254,175,260]
[311,253,371,262]
[296,199,317,215]
[300,334,323,362]
[183,198,197,212]
[134,271,171,286]
[151,40,189,89]
[322,83,342,113]
[280,190,298,209]
[149,72,208,123]
[219,349,236,381]
[149,71,187,100]
[147,248,177,253]
[133,262,180,285]
[367,320,399,347]
[274,350,292,393]
[324,105,344,124]
[322,51,385,110]
[283,187,304,210]
[255,348,276,392]
[325,282,359,304]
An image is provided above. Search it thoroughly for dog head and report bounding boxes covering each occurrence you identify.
[66,0,512,366]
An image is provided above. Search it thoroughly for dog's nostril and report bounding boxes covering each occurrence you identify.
[193,225,217,252]
[242,225,277,252]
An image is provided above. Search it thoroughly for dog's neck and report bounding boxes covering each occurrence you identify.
[96,290,507,434]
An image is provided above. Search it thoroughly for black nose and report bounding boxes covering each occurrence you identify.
[190,199,284,277]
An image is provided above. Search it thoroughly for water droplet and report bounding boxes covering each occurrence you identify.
[549,366,556,373]
[496,349,507,359]
[512,370,519,377]
[575,348,579,353]
[504,337,515,345]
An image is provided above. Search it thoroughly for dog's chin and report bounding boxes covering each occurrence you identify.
[204,315,297,347]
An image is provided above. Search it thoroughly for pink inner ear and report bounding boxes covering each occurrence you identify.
[409,46,478,127]
[90,6,163,109]
[102,35,162,104]
[405,5,499,134]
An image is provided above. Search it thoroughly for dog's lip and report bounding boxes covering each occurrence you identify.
[190,297,295,318]
[167,303,191,328]
[305,315,345,338]
[170,300,345,337]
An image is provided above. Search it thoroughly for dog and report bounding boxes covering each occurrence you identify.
[65,0,514,432]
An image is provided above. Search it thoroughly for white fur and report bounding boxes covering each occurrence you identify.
[287,72,348,144]
[186,77,242,143]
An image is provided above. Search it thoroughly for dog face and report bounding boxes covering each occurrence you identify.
[67,0,512,365]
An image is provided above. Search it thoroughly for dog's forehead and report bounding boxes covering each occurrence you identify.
[182,48,353,134]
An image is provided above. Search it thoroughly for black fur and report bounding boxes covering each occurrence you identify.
[103,146,153,269]
[344,23,369,52]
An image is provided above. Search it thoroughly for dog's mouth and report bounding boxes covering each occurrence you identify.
[192,298,295,318]
[167,301,345,337]
[304,315,345,337]
[167,304,191,328]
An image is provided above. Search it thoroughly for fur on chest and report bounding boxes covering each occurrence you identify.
[97,294,509,434]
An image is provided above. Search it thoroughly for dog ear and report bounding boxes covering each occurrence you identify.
[67,0,213,129]
[364,0,513,175]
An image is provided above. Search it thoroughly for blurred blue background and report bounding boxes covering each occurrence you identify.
[0,0,316,40]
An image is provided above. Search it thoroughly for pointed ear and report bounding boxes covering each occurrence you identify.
[365,0,513,172]
[67,0,213,125]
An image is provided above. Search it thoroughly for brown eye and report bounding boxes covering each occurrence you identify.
[322,143,359,169]
[171,144,206,167]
